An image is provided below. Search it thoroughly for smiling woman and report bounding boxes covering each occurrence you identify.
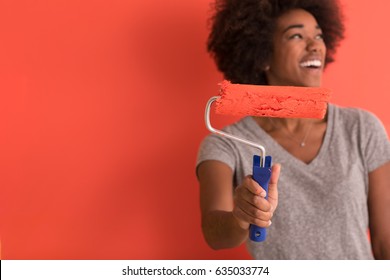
[266,9,326,87]
[207,0,344,86]
[196,0,390,260]
[1,0,389,261]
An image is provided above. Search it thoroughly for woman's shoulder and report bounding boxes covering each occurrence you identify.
[200,117,254,146]
[222,116,256,133]
[330,103,383,128]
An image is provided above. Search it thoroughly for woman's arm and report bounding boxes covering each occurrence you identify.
[197,160,280,250]
[368,161,390,259]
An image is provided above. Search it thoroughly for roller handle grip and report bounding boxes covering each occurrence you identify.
[249,155,272,242]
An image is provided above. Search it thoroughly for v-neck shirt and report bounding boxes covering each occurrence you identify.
[196,104,390,259]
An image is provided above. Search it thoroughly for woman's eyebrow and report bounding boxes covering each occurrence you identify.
[282,24,321,33]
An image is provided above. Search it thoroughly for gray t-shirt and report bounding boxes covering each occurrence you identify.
[196,104,390,259]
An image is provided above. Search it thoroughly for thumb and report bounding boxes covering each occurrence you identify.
[267,163,281,205]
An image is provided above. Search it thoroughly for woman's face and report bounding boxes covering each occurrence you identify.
[265,9,326,87]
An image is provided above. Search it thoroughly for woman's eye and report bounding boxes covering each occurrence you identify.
[289,34,303,39]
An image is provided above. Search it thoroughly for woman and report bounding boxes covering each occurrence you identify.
[196,0,390,259]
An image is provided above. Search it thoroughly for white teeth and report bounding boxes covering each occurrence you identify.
[300,60,322,68]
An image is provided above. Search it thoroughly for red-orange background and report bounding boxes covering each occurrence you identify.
[0,0,389,259]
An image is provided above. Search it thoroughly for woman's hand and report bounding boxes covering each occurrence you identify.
[232,164,281,230]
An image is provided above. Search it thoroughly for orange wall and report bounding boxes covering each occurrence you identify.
[0,0,389,259]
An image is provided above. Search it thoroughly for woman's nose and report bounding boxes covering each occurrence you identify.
[306,38,322,52]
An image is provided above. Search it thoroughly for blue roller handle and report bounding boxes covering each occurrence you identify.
[249,155,272,242]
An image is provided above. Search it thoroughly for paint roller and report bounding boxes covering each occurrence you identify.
[205,80,331,242]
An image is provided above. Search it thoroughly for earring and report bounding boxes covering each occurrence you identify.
[264,65,270,71]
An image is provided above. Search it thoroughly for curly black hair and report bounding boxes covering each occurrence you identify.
[207,0,345,85]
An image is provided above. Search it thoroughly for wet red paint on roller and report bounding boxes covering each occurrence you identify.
[216,80,331,119]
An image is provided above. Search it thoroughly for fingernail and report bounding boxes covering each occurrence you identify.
[269,220,272,226]
[261,191,266,197]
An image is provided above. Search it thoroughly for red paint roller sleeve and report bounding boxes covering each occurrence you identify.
[215,80,331,119]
